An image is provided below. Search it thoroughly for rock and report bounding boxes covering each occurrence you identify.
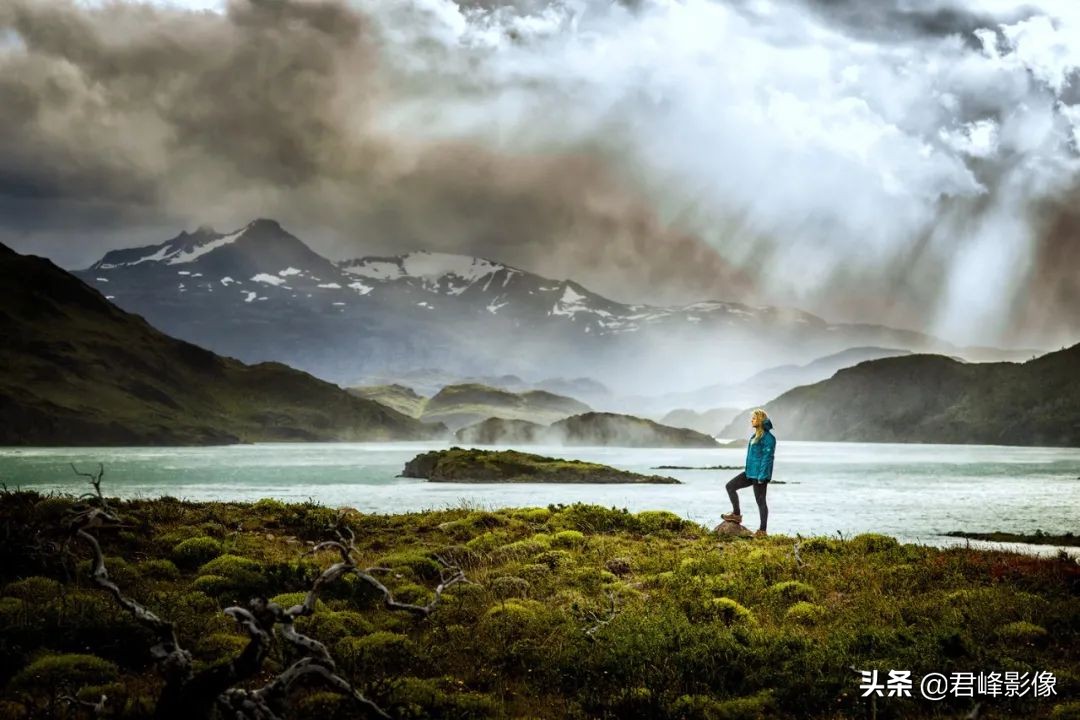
[402,447,681,484]
[714,520,752,537]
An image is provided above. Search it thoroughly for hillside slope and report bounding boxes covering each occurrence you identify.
[718,348,1080,446]
[0,244,445,445]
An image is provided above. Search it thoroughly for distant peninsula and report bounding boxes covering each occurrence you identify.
[455,412,719,448]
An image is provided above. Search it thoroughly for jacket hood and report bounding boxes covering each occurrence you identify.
[762,418,773,432]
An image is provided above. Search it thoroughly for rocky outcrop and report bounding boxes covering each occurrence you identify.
[401,448,680,484]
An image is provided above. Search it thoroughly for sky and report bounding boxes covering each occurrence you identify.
[1,0,1078,349]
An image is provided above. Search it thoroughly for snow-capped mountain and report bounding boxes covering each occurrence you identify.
[78,218,967,393]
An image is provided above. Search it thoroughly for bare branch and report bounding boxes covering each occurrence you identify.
[585,590,619,639]
[60,692,107,717]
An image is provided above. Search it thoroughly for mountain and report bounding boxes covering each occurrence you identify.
[717,346,1080,446]
[350,370,612,405]
[455,412,720,448]
[611,347,918,415]
[347,384,428,417]
[415,383,591,431]
[455,418,548,445]
[75,219,1031,395]
[659,407,743,436]
[0,243,445,445]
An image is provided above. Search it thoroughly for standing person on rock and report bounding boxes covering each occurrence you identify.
[721,408,776,537]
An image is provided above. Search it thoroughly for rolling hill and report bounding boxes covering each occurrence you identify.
[0,244,446,445]
[718,347,1080,446]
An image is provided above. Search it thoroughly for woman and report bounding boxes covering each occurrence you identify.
[721,408,776,537]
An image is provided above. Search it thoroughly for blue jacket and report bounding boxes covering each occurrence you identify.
[745,418,776,482]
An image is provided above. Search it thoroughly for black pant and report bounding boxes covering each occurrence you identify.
[726,471,768,531]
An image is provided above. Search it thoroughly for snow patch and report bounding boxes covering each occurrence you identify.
[220,276,235,286]
[279,267,302,277]
[165,228,246,265]
[243,291,257,303]
[551,285,591,318]
[251,273,286,286]
[317,282,342,289]
[95,277,108,283]
[348,281,373,295]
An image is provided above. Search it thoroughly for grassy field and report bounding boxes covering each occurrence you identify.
[0,490,1077,719]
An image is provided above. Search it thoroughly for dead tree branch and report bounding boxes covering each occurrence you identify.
[65,475,466,720]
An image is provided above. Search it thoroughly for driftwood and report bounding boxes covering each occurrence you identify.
[64,464,468,720]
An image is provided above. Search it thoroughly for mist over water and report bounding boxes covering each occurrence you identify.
[3,441,1077,552]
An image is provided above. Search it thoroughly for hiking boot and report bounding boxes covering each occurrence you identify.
[754,529,768,538]
[721,512,742,523]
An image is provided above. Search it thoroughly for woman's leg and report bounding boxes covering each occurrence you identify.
[752,482,769,532]
[725,472,752,514]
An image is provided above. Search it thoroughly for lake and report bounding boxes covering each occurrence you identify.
[1,441,1077,556]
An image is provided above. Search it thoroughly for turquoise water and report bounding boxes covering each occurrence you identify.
[1,441,1077,553]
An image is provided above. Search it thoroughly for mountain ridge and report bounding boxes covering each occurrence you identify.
[717,346,1080,446]
[74,219,1038,393]
[1,243,446,445]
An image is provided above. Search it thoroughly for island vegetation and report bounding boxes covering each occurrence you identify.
[401,448,681,484]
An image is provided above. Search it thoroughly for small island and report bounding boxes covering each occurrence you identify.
[402,447,681,484]
[945,530,1080,547]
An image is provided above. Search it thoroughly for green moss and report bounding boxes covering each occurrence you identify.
[768,580,816,602]
[699,597,755,626]
[998,621,1049,645]
[495,538,549,561]
[298,610,373,640]
[0,494,1075,720]
[518,563,553,585]
[12,653,118,689]
[1051,700,1080,720]
[799,537,842,554]
[848,533,901,553]
[535,550,574,570]
[171,536,223,568]
[512,507,553,523]
[635,510,688,534]
[135,558,180,580]
[490,576,531,600]
[336,631,418,677]
[376,551,442,582]
[252,498,289,516]
[195,632,249,661]
[270,592,325,612]
[294,691,346,720]
[192,574,231,595]
[551,530,586,548]
[198,553,260,576]
[668,690,774,720]
[785,601,827,625]
[2,576,62,603]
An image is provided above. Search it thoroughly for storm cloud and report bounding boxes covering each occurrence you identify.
[1,0,1079,348]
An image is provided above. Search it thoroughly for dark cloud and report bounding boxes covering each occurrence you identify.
[0,0,1078,347]
[0,0,745,303]
[795,0,1038,45]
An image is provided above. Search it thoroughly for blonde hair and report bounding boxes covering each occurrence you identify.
[751,408,768,443]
